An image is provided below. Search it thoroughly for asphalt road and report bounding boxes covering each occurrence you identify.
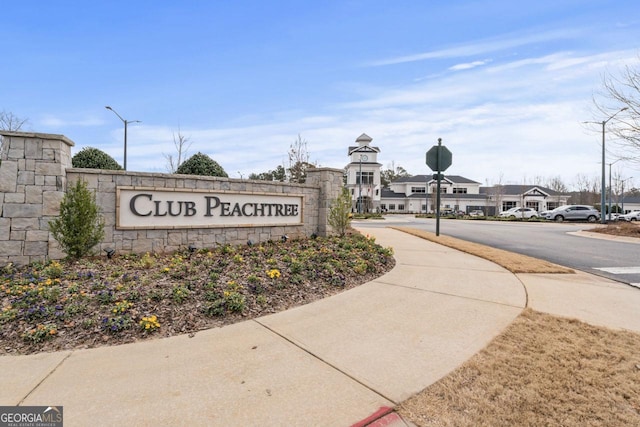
[354,216,640,287]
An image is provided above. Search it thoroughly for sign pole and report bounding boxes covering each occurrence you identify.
[425,137,452,237]
[436,138,442,236]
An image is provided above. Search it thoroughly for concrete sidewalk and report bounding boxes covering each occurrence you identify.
[2,226,638,426]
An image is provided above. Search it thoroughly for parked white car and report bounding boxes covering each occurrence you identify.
[498,207,538,219]
[619,211,640,222]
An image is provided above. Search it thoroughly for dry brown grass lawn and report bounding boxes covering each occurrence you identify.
[399,309,640,426]
[392,226,573,274]
[391,225,640,425]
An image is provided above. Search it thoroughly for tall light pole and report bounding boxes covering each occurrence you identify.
[621,176,633,213]
[585,107,628,224]
[358,154,363,214]
[105,106,140,171]
[608,159,622,220]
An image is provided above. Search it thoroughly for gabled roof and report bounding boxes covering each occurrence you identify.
[480,185,566,197]
[391,174,481,185]
[381,188,405,198]
[380,189,487,200]
[621,194,640,203]
[348,145,380,155]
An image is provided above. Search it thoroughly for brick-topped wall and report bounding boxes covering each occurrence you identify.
[0,131,343,266]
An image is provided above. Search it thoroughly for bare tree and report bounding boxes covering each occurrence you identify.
[0,110,28,131]
[572,174,600,205]
[592,60,640,163]
[287,134,314,183]
[531,175,544,186]
[163,128,192,173]
[380,161,411,187]
[491,173,505,214]
[545,176,568,193]
[0,110,29,160]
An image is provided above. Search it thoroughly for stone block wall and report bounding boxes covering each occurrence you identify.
[0,131,343,266]
[0,132,73,265]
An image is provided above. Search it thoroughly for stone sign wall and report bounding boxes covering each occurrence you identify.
[0,131,344,266]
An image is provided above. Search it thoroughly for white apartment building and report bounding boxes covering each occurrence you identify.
[381,175,570,215]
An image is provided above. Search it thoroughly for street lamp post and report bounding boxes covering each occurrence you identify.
[621,176,633,213]
[585,107,628,224]
[358,154,363,214]
[105,106,140,171]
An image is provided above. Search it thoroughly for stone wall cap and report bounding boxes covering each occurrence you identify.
[307,167,344,173]
[66,168,338,188]
[0,130,75,147]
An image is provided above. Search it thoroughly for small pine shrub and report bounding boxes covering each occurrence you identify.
[72,147,123,170]
[49,179,105,259]
[328,187,352,236]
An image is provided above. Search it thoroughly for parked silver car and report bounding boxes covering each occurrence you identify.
[542,205,600,222]
[619,211,640,222]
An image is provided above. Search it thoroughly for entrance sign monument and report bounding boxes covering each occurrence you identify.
[118,188,303,229]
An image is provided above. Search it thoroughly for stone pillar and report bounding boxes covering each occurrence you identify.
[0,131,74,265]
[306,168,344,236]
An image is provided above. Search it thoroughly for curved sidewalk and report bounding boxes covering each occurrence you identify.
[2,228,527,426]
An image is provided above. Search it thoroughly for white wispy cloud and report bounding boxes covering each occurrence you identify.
[449,60,491,71]
[366,28,582,66]
[94,47,639,189]
[40,115,104,128]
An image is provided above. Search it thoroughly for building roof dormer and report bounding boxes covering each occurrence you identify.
[348,133,380,156]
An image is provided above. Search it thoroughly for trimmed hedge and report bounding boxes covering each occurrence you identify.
[72,147,123,170]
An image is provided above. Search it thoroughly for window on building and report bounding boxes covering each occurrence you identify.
[351,188,354,195]
[381,204,386,211]
[398,204,405,211]
[526,201,539,211]
[375,189,379,196]
[547,202,560,210]
[503,201,517,210]
[441,188,447,194]
[411,186,426,193]
[389,204,396,210]
[356,172,374,184]
[453,187,467,194]
[421,204,426,212]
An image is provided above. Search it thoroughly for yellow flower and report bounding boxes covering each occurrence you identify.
[267,269,281,279]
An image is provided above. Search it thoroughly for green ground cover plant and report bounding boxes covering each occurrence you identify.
[0,232,394,354]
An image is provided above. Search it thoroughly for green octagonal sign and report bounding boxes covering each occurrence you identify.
[426,145,452,171]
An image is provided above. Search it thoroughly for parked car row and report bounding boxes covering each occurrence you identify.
[453,206,637,222]
[619,211,640,222]
[493,205,606,222]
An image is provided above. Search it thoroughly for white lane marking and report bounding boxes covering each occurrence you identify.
[594,266,640,274]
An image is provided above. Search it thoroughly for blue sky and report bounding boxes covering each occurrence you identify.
[2,0,639,188]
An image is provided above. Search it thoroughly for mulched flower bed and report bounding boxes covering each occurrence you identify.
[0,233,394,355]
